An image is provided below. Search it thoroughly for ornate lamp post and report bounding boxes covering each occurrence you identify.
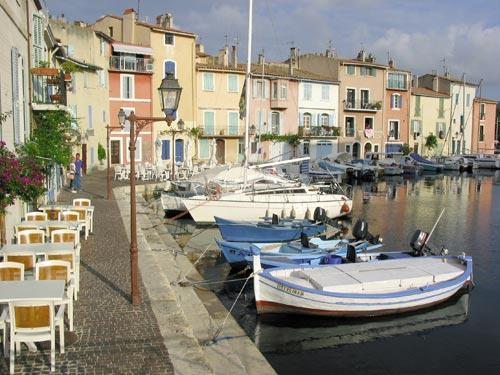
[117,75,182,305]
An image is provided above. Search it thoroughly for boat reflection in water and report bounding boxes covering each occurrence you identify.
[253,292,470,355]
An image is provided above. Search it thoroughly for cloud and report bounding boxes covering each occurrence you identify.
[371,23,500,98]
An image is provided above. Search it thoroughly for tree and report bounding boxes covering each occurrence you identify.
[425,133,438,152]
[189,127,202,160]
[401,143,413,155]
[98,143,106,164]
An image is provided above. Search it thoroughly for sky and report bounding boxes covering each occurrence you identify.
[45,0,500,99]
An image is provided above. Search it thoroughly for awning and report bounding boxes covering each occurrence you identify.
[112,43,153,55]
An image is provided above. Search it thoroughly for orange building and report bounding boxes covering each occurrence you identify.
[471,98,497,154]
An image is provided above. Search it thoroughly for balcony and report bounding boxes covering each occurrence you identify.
[299,126,339,138]
[200,125,242,138]
[109,56,154,73]
[270,98,288,109]
[31,68,68,109]
[343,100,381,112]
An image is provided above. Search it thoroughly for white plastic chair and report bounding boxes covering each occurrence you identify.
[114,165,123,180]
[72,198,91,207]
[25,212,48,222]
[8,301,65,373]
[36,260,75,332]
[17,229,45,244]
[50,230,81,299]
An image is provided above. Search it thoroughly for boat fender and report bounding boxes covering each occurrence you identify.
[272,214,279,225]
[281,209,286,219]
[304,208,311,221]
[352,219,368,240]
[300,233,310,248]
[290,207,296,219]
[313,207,327,223]
[341,203,350,214]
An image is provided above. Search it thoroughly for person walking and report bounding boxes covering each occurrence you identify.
[68,158,76,193]
[74,153,84,192]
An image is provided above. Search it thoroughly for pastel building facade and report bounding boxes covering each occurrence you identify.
[471,98,497,154]
[419,74,477,155]
[409,87,451,156]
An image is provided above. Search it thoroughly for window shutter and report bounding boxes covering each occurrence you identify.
[264,81,270,99]
[88,105,93,129]
[11,47,20,144]
[279,112,283,134]
[330,112,334,127]
[199,139,209,159]
[161,140,170,160]
[252,80,258,97]
[299,111,303,127]
[317,113,321,127]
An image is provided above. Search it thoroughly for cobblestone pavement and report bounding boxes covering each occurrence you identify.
[1,171,174,374]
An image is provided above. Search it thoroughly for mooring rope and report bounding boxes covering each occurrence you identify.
[172,245,211,286]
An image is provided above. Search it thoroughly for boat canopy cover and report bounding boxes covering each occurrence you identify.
[410,152,435,164]
[322,152,352,164]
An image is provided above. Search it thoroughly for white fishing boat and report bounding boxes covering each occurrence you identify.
[182,183,352,223]
[473,155,500,169]
[253,254,472,317]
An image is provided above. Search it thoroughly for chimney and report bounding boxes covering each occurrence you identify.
[231,45,238,67]
[433,75,439,92]
[414,74,419,88]
[388,58,395,68]
[289,47,299,75]
[257,52,264,65]
[444,71,451,79]
[122,8,136,44]
[357,49,366,62]
[218,46,229,67]
[196,43,205,55]
[156,12,173,29]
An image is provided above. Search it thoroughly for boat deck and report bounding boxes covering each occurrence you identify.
[282,257,465,294]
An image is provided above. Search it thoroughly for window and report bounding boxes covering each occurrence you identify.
[120,75,134,99]
[364,117,373,130]
[345,117,355,137]
[203,111,215,135]
[228,111,239,135]
[415,96,421,116]
[228,74,238,92]
[436,122,446,137]
[387,73,407,89]
[32,14,43,67]
[303,113,312,129]
[480,103,485,120]
[165,33,175,45]
[374,144,379,152]
[391,93,402,109]
[199,139,209,159]
[108,27,113,37]
[346,88,356,108]
[303,83,312,100]
[100,39,106,56]
[346,65,355,75]
[98,70,106,87]
[360,66,375,76]
[411,120,422,135]
[438,97,445,118]
[280,82,287,99]
[121,108,135,132]
[389,120,400,140]
[345,145,351,153]
[455,93,459,105]
[320,114,329,127]
[251,141,258,154]
[202,72,214,91]
[479,125,485,141]
[303,141,310,155]
[102,110,106,122]
[87,105,93,129]
[360,89,369,108]
[271,112,280,134]
[321,85,330,101]
[164,60,176,78]
[252,79,268,98]
[466,93,470,107]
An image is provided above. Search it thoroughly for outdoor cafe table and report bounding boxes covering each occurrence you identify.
[39,204,95,233]
[0,280,65,303]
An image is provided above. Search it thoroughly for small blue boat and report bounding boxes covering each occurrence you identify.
[217,237,382,268]
[215,216,326,243]
[410,153,444,172]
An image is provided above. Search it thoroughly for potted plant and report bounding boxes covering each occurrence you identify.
[97,143,106,170]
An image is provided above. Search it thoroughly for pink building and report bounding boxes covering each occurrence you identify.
[471,98,497,154]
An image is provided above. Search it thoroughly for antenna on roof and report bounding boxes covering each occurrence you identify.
[224,33,229,47]
[137,0,141,20]
[441,57,447,76]
[387,51,390,64]
[234,35,240,47]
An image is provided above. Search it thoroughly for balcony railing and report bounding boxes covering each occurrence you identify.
[31,68,67,107]
[344,100,381,112]
[201,125,241,137]
[270,98,288,109]
[299,126,339,137]
[109,56,154,72]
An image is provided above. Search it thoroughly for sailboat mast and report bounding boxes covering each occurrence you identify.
[243,0,253,187]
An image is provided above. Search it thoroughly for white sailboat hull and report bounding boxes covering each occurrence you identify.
[183,193,352,223]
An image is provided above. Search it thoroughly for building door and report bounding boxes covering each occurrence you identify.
[216,139,225,164]
[364,142,372,157]
[81,144,87,174]
[352,142,360,159]
[110,140,121,164]
[316,142,333,160]
[175,139,184,163]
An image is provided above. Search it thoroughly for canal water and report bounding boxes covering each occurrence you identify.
[164,171,500,374]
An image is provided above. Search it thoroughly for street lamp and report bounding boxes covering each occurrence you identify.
[117,74,182,305]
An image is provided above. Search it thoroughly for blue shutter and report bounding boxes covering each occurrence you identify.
[200,139,209,159]
[161,140,170,160]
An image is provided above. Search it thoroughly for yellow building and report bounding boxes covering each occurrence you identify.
[196,44,245,164]
[410,87,451,156]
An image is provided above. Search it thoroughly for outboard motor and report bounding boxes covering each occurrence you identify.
[346,244,356,263]
[352,219,368,241]
[271,214,279,225]
[410,230,428,255]
[300,233,310,248]
[313,207,327,223]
